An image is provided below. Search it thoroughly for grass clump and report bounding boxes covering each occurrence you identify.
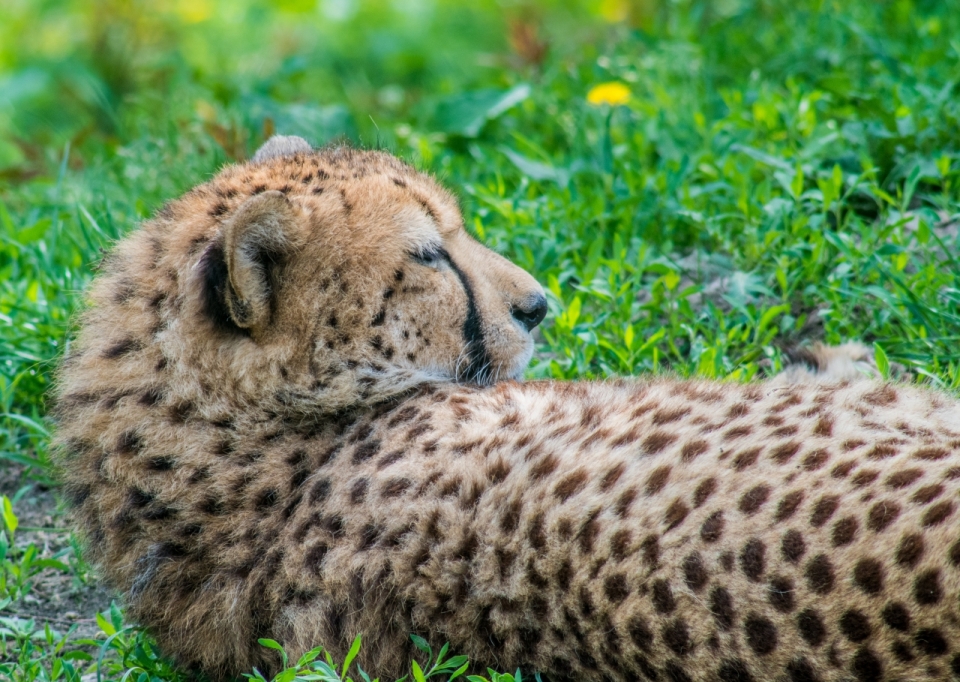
[1,0,959,679]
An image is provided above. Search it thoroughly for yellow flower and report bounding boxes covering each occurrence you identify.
[587,82,631,107]
[599,0,630,23]
[175,0,212,23]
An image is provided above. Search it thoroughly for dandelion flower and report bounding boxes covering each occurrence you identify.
[587,82,631,107]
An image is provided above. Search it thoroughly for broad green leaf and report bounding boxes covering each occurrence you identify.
[258,639,284,651]
[409,634,431,657]
[432,85,531,137]
[95,611,115,637]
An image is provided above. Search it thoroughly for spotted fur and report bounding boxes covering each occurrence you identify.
[55,138,960,682]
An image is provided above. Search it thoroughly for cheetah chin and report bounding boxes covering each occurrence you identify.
[55,136,960,682]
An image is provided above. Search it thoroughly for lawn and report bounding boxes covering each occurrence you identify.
[1,0,959,679]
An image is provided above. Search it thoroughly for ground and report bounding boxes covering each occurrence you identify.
[1,1,959,680]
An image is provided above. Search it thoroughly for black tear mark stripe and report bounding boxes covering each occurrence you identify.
[445,254,491,383]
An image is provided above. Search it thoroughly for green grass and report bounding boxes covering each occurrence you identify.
[2,0,960,679]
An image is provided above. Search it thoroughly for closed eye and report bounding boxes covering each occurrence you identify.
[409,243,449,267]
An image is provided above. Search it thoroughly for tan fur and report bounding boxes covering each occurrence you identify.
[55,139,960,682]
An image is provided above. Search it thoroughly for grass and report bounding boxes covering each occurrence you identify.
[1,0,959,679]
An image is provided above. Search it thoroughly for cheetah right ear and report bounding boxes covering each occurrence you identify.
[220,190,297,330]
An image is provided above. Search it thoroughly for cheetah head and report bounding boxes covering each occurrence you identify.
[157,136,547,412]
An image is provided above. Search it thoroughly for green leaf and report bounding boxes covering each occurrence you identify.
[435,642,449,665]
[874,343,891,379]
[449,662,470,680]
[791,165,805,199]
[440,655,468,672]
[95,611,115,637]
[15,218,51,245]
[499,148,568,185]
[257,638,289,669]
[411,660,426,682]
[258,639,285,652]
[730,144,792,172]
[565,296,582,329]
[756,304,790,339]
[696,347,718,378]
[409,635,431,657]
[296,646,323,668]
[274,668,296,682]
[902,164,922,211]
[342,634,363,675]
[109,602,124,632]
[432,85,531,137]
[1,496,17,535]
[935,155,951,178]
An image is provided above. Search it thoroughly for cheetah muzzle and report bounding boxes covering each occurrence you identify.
[55,136,960,682]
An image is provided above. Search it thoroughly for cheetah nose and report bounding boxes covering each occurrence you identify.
[511,292,548,332]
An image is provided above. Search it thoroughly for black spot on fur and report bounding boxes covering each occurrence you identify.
[914,569,942,605]
[651,579,676,614]
[796,608,826,646]
[147,456,175,471]
[710,587,736,630]
[116,430,143,456]
[740,539,766,581]
[768,576,795,612]
[352,440,380,464]
[717,659,755,682]
[914,628,949,656]
[839,610,871,642]
[139,387,164,406]
[882,602,910,631]
[127,487,154,508]
[781,529,806,563]
[785,658,819,682]
[65,483,91,508]
[627,615,654,651]
[255,489,280,511]
[103,338,143,359]
[744,615,777,655]
[851,648,882,681]
[350,478,369,504]
[662,619,691,656]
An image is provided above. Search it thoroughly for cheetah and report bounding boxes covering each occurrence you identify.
[55,135,960,682]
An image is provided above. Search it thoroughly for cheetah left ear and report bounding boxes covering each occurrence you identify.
[220,190,297,330]
[252,135,312,163]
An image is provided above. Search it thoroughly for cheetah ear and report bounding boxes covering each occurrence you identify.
[252,135,312,162]
[221,190,296,329]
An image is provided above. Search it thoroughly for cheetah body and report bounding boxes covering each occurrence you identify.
[55,138,960,682]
